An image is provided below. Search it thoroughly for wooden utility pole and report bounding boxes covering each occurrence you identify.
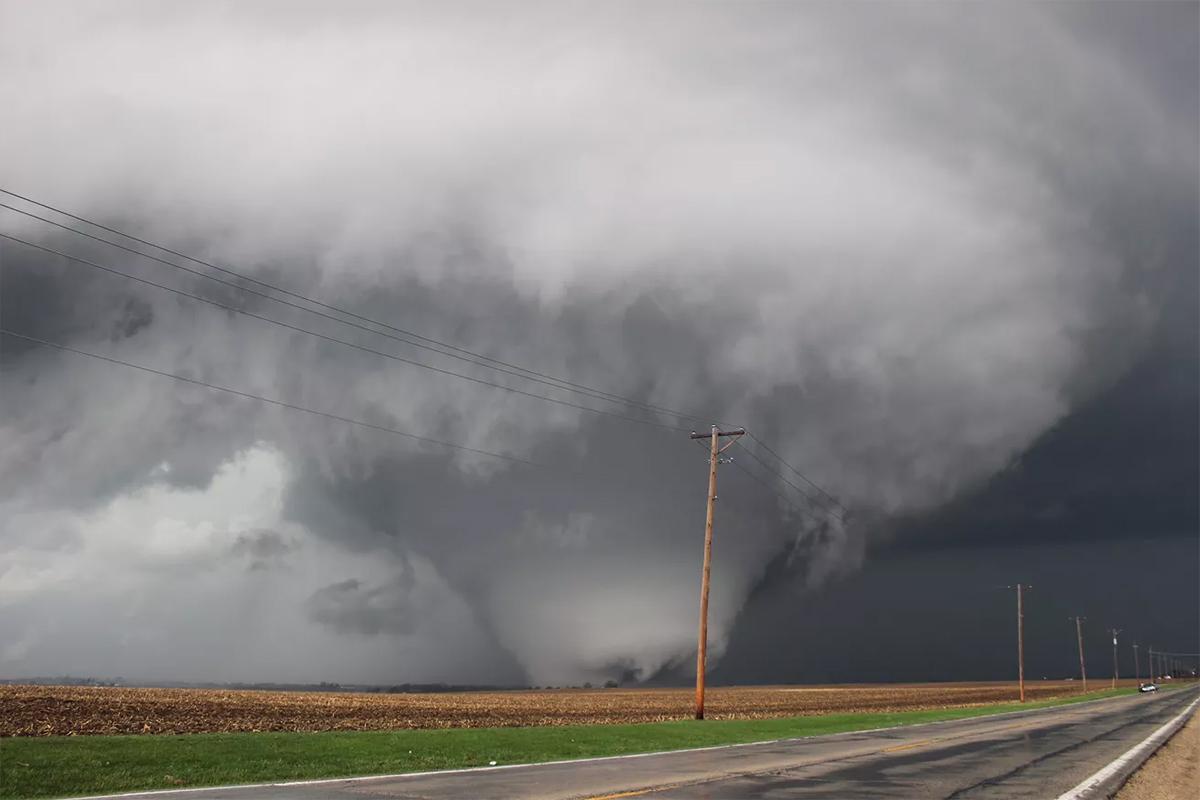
[1149,646,1154,682]
[1109,629,1122,689]
[1132,642,1140,684]
[689,425,744,720]
[1072,616,1088,692]
[1014,584,1029,702]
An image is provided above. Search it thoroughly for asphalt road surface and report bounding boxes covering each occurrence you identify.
[89,688,1199,800]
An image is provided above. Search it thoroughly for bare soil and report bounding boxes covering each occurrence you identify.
[1115,709,1200,800]
[0,680,1130,736]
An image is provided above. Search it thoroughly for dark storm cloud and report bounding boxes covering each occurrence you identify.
[721,193,1199,678]
[877,210,1199,555]
[0,1,1195,685]
[715,535,1199,685]
[718,283,1199,684]
[893,339,1199,553]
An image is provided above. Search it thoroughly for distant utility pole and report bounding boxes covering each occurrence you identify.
[689,424,745,721]
[1109,628,1122,689]
[1132,642,1140,684]
[1006,584,1031,702]
[1149,646,1155,682]
[1071,616,1088,692]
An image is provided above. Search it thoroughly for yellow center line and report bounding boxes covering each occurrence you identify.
[585,781,700,800]
[582,776,706,799]
[882,737,935,753]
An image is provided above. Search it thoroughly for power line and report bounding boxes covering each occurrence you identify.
[0,188,851,514]
[724,446,842,528]
[733,438,846,521]
[0,200,687,420]
[0,328,553,469]
[0,192,713,425]
[729,459,816,522]
[744,431,846,513]
[0,233,690,432]
[690,429,845,520]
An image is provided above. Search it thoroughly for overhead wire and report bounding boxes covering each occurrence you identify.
[0,328,552,469]
[0,200,694,421]
[0,192,714,425]
[744,431,846,513]
[1,187,851,514]
[729,455,838,527]
[732,438,845,521]
[689,436,842,526]
[683,428,850,518]
[0,233,691,432]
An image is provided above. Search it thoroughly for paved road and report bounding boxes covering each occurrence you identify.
[91,688,1198,800]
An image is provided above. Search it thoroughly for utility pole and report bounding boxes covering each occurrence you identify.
[1149,647,1154,682]
[689,425,745,720]
[1006,584,1030,702]
[1133,642,1140,684]
[1109,628,1122,689]
[1071,616,1088,693]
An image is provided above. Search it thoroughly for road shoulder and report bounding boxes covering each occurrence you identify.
[1115,706,1200,800]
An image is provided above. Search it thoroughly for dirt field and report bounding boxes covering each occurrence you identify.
[1115,708,1200,800]
[0,680,1132,736]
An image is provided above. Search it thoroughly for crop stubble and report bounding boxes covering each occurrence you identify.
[0,681,1112,736]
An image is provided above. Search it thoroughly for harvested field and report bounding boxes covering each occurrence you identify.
[0,680,1135,736]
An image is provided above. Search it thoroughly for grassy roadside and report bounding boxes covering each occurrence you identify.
[0,687,1144,799]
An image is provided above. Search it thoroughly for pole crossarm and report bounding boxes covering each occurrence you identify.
[689,427,746,440]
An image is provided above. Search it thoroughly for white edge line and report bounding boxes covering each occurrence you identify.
[1054,693,1200,800]
[67,688,1191,800]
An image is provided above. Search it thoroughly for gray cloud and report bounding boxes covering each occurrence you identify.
[230,529,295,571]
[0,0,1194,685]
[307,575,419,636]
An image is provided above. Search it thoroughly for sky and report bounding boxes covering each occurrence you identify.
[0,1,1196,687]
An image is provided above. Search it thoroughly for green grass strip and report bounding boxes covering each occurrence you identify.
[0,688,1145,799]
